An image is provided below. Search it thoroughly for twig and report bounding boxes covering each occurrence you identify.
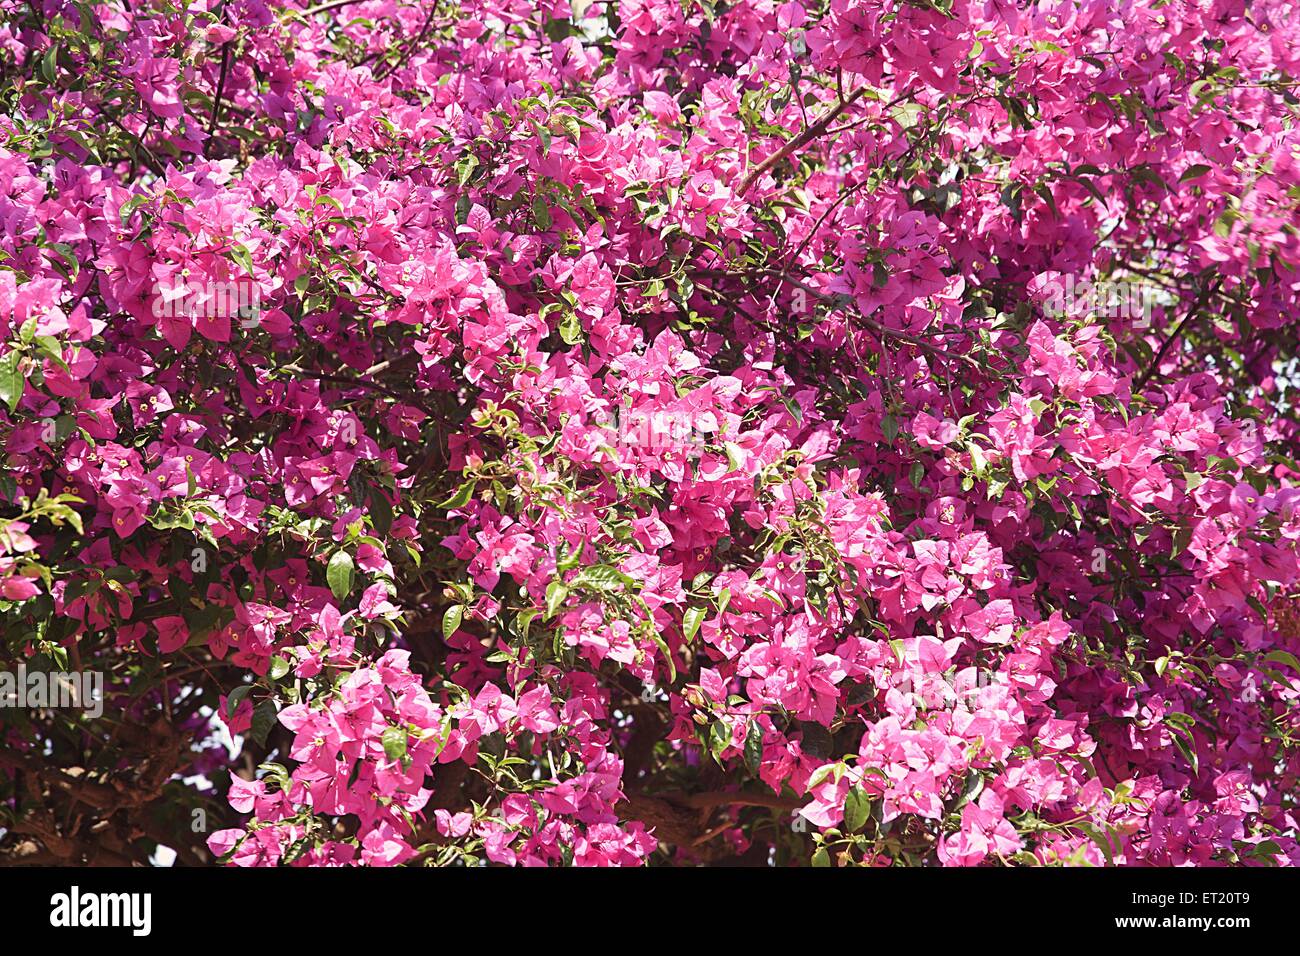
[207,42,233,158]
[738,86,869,196]
[667,789,803,812]
[106,115,164,176]
[303,0,370,14]
[277,364,438,412]
[701,266,986,369]
[374,4,440,80]
[1133,278,1223,390]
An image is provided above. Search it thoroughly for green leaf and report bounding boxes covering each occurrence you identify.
[532,195,552,229]
[226,683,253,717]
[545,580,569,619]
[1074,822,1114,866]
[369,489,394,537]
[810,846,831,867]
[437,480,476,509]
[250,699,279,747]
[556,114,582,142]
[456,155,478,186]
[558,310,582,345]
[32,338,65,371]
[571,564,634,591]
[382,726,408,762]
[556,538,583,571]
[0,350,24,412]
[515,607,539,641]
[229,243,255,278]
[326,549,355,602]
[1172,731,1200,777]
[682,606,706,642]
[800,721,833,760]
[281,837,311,866]
[843,786,870,833]
[881,414,898,443]
[1170,522,1192,558]
[648,629,677,683]
[806,764,835,790]
[442,604,464,640]
[955,770,985,810]
[528,118,552,157]
[709,719,730,761]
[744,721,763,775]
[117,195,152,227]
[1179,164,1212,183]
[1248,839,1282,863]
[1263,650,1300,675]
[268,656,292,681]
[724,441,745,472]
[40,46,58,83]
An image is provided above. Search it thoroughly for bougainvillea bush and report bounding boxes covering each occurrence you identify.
[1,0,1298,868]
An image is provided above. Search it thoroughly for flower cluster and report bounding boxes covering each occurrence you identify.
[1,0,1298,867]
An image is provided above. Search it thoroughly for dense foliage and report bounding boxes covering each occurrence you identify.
[1,0,1299,866]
